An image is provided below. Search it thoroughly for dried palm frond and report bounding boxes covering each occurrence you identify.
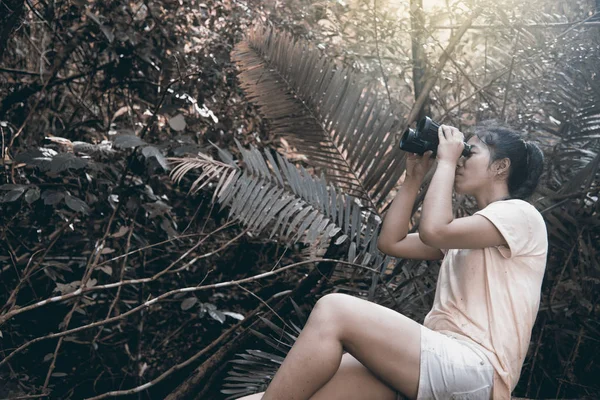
[231,24,408,214]
[221,300,308,399]
[169,140,391,270]
[169,151,239,202]
[515,32,600,397]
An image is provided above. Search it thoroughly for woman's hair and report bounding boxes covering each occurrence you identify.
[472,120,544,200]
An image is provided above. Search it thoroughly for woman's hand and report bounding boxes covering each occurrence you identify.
[405,150,435,182]
[437,125,465,165]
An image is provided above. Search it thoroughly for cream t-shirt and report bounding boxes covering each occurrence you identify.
[423,199,548,399]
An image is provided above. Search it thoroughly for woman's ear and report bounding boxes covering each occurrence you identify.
[493,157,511,178]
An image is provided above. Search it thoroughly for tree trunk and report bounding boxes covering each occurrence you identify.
[0,0,25,63]
[410,0,430,121]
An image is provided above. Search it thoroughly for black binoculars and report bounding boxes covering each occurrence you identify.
[399,116,472,157]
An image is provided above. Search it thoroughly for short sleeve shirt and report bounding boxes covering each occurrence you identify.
[423,199,548,399]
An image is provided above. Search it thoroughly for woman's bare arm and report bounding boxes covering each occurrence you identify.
[378,173,443,261]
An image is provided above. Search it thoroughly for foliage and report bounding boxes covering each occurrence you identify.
[231,25,408,211]
[0,0,598,399]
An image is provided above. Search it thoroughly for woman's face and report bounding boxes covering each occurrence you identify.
[454,135,496,195]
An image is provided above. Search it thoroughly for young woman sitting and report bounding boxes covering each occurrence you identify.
[238,122,547,400]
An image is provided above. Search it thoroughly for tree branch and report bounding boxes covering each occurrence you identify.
[404,7,483,128]
[0,221,237,326]
[0,258,374,369]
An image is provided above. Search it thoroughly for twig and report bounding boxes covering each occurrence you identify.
[0,259,374,368]
[1,217,74,313]
[525,319,546,397]
[0,61,115,118]
[92,223,135,343]
[556,326,585,397]
[236,284,295,332]
[6,33,85,149]
[405,7,483,127]
[42,239,108,390]
[0,394,49,400]
[430,20,600,30]
[438,69,511,121]
[0,66,47,76]
[549,239,579,306]
[500,29,520,121]
[556,14,600,40]
[171,228,250,273]
[418,22,499,116]
[96,220,235,268]
[84,292,277,400]
[0,222,237,325]
[373,0,393,108]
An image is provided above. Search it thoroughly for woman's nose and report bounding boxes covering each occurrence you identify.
[457,157,465,168]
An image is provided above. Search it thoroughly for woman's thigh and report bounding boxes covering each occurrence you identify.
[237,353,398,400]
[311,353,398,400]
[312,293,422,398]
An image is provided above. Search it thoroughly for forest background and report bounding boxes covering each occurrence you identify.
[0,0,599,398]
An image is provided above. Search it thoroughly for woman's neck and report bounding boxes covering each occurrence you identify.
[475,184,510,209]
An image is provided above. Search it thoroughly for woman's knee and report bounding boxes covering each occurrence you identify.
[308,293,355,332]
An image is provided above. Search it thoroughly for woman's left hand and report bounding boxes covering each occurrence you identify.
[437,124,465,165]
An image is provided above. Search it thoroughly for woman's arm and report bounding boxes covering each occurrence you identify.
[378,153,443,260]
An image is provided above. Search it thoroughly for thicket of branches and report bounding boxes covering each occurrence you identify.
[0,0,598,398]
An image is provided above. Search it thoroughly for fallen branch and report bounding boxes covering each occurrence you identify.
[164,240,349,399]
[0,221,238,326]
[83,290,278,400]
[0,258,371,368]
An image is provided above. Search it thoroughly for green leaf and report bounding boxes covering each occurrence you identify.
[0,184,26,190]
[0,188,26,203]
[181,297,197,311]
[209,309,226,324]
[223,311,245,321]
[42,191,64,205]
[46,153,88,173]
[168,114,187,131]
[113,135,146,149]
[85,11,114,43]
[24,187,41,204]
[142,146,169,171]
[65,194,91,215]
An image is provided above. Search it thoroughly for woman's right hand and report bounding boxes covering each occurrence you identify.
[405,151,435,183]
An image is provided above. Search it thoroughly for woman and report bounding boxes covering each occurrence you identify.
[239,122,547,400]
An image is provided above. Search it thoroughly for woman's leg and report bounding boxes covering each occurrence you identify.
[261,293,422,400]
[237,353,398,400]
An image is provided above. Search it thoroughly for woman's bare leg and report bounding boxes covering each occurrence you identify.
[260,293,422,400]
[237,353,398,400]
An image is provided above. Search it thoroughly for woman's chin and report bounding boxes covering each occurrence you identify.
[453,182,464,194]
[453,183,470,196]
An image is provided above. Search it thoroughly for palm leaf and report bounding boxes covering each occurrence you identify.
[169,141,389,268]
[168,152,239,203]
[221,301,307,399]
[231,25,407,214]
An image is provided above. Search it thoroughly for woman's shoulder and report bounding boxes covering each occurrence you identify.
[477,199,548,256]
[485,199,543,218]
[479,199,547,236]
[501,199,545,220]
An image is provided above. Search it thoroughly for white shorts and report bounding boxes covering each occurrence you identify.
[406,325,494,400]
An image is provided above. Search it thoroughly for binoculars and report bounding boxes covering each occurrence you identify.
[399,116,472,157]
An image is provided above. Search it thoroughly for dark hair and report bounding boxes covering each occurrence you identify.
[472,120,544,200]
